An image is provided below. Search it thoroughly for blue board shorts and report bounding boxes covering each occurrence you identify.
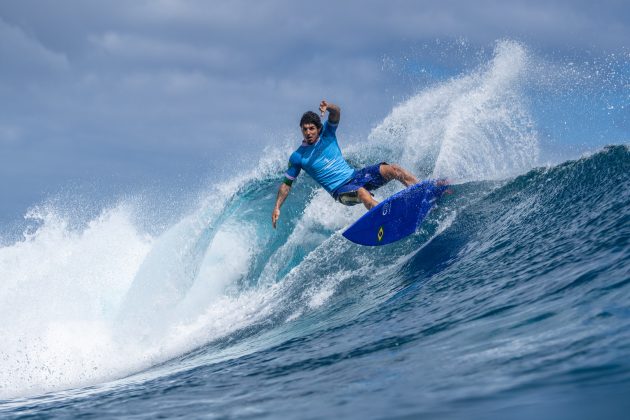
[333,162,390,206]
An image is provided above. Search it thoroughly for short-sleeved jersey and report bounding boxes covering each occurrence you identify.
[284,121,355,194]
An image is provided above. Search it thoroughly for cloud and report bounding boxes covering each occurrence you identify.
[0,17,68,79]
[88,32,244,71]
[0,0,627,221]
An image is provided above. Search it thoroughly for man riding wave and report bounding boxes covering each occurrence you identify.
[271,100,422,229]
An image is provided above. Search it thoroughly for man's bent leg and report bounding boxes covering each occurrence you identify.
[357,187,378,210]
[379,163,418,187]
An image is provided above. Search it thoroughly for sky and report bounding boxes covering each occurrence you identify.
[0,0,628,225]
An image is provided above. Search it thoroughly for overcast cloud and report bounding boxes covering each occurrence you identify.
[0,0,628,222]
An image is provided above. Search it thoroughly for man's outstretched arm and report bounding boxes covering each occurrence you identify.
[272,183,291,229]
[319,100,340,124]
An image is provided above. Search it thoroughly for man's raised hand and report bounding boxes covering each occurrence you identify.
[319,100,329,117]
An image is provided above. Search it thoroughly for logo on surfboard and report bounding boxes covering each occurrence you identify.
[377,226,384,241]
[382,202,391,216]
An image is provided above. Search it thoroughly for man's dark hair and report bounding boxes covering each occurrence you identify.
[300,111,322,129]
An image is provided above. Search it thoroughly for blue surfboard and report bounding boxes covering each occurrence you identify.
[342,180,448,246]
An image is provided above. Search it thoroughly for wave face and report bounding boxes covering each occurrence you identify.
[1,41,629,418]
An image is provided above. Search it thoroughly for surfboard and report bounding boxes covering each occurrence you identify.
[342,180,448,246]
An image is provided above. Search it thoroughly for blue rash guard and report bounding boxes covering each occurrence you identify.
[284,121,356,195]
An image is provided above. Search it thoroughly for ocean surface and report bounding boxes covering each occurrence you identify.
[1,41,629,419]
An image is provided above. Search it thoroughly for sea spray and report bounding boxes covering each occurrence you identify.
[365,40,539,181]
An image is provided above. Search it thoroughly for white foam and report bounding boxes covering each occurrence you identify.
[0,198,268,399]
[306,270,353,310]
[0,206,152,398]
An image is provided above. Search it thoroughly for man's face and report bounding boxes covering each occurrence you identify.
[301,123,320,144]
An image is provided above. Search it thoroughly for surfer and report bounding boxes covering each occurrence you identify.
[272,100,420,228]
